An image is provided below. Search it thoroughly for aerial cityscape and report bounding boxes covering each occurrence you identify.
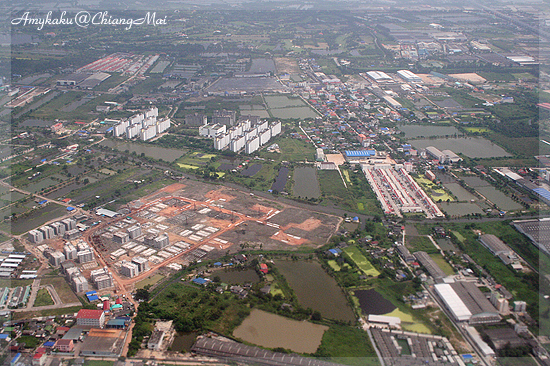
[0,0,548,365]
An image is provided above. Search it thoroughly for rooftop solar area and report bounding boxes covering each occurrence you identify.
[345,150,375,157]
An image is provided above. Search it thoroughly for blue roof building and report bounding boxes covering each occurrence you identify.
[192,277,209,285]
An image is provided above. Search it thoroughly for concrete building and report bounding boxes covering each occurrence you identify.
[315,148,325,162]
[77,249,94,264]
[63,244,78,261]
[50,222,66,237]
[185,113,207,127]
[76,309,105,328]
[199,124,226,138]
[245,136,260,154]
[72,275,89,293]
[514,301,527,312]
[127,225,142,239]
[54,339,74,353]
[212,109,236,126]
[140,125,157,141]
[64,229,81,240]
[61,218,77,231]
[39,226,55,240]
[119,261,139,278]
[49,251,66,267]
[95,274,114,290]
[28,230,43,244]
[132,256,149,273]
[113,231,130,244]
[145,234,169,249]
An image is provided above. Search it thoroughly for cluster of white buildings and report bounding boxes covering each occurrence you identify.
[119,256,149,278]
[199,119,282,154]
[112,107,171,141]
[28,218,79,243]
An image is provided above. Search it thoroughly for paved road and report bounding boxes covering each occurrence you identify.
[11,301,81,313]
[24,279,41,310]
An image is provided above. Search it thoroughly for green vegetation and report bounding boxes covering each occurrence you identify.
[18,335,40,348]
[315,325,380,366]
[429,253,454,276]
[259,137,315,162]
[406,236,438,254]
[40,277,79,303]
[34,288,54,307]
[136,274,165,289]
[343,246,380,276]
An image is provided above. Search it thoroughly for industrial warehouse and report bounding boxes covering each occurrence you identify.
[434,282,500,325]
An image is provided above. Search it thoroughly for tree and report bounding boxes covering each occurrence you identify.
[135,288,149,301]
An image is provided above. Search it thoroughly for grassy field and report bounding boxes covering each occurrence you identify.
[0,279,33,288]
[343,246,380,276]
[429,253,454,276]
[414,177,454,202]
[316,325,380,366]
[34,288,54,307]
[136,274,165,289]
[259,137,316,162]
[406,236,438,254]
[13,305,82,320]
[464,127,490,133]
[40,277,78,303]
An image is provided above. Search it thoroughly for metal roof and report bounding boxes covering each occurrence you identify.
[434,283,471,321]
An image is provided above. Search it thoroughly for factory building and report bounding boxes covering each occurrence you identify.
[478,234,518,265]
[315,148,325,162]
[76,309,106,328]
[434,282,500,324]
[425,146,445,163]
[414,251,447,281]
[366,71,393,83]
[442,150,462,164]
[397,70,422,83]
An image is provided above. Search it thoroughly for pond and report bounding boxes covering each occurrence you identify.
[241,164,262,177]
[100,140,185,162]
[398,125,461,138]
[213,268,260,284]
[271,167,289,192]
[437,202,484,216]
[274,260,356,322]
[411,137,511,158]
[233,309,328,354]
[443,183,477,202]
[270,106,318,119]
[475,186,522,211]
[354,289,396,315]
[292,167,320,199]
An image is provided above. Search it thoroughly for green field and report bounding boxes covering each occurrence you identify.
[259,137,316,162]
[40,277,78,303]
[316,325,380,366]
[34,288,54,307]
[136,274,165,289]
[429,253,454,276]
[464,127,490,133]
[406,236,438,254]
[343,246,380,276]
[414,177,454,202]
